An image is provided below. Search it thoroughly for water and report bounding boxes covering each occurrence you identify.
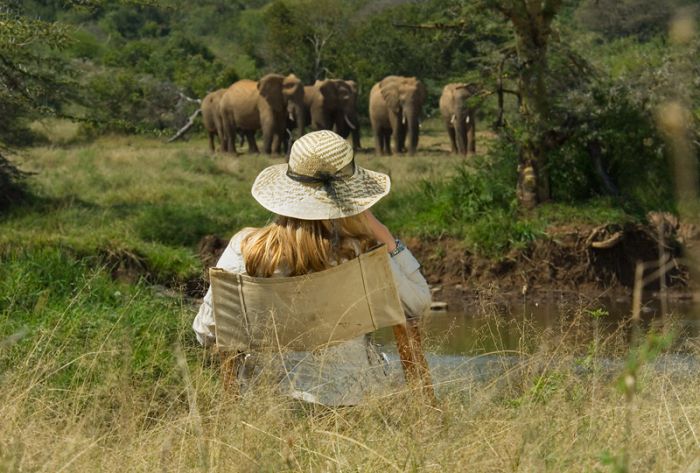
[373,296,700,388]
[374,296,700,356]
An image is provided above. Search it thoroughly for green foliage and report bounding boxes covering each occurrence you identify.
[586,307,609,319]
[549,81,676,213]
[0,9,75,145]
[575,0,693,40]
[0,246,188,390]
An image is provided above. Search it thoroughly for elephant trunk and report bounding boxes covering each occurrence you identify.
[455,113,468,155]
[292,103,305,139]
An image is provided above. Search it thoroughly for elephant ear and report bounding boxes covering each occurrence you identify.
[318,80,339,107]
[257,74,285,101]
[379,76,402,113]
[404,78,426,108]
[456,83,479,96]
[333,80,352,103]
[282,74,303,101]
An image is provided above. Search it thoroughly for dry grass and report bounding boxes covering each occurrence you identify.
[2,299,700,472]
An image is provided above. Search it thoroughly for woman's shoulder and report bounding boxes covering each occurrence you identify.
[230,227,258,248]
[216,227,258,273]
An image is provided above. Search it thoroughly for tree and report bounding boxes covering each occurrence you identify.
[262,0,349,82]
[483,0,563,209]
[0,6,74,207]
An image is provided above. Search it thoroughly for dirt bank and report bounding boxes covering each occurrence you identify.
[195,217,699,302]
[409,219,699,302]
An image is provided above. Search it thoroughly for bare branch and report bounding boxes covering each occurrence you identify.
[167,108,201,143]
[392,21,466,30]
[178,92,201,105]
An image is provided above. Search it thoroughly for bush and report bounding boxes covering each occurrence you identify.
[83,69,195,133]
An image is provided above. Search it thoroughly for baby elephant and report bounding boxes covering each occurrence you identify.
[439,83,479,156]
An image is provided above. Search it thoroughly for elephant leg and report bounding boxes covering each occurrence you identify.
[230,129,239,154]
[467,114,476,155]
[221,111,236,154]
[271,133,282,155]
[446,123,457,154]
[246,131,259,154]
[352,128,361,151]
[208,132,216,153]
[262,129,273,155]
[383,130,392,156]
[224,126,237,154]
[215,120,226,152]
[373,127,383,156]
[393,126,403,156]
[456,123,468,156]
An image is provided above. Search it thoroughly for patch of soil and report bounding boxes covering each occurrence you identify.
[408,219,697,300]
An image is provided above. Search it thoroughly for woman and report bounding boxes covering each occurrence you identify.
[193,130,431,405]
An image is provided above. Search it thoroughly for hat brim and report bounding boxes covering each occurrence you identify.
[251,163,391,220]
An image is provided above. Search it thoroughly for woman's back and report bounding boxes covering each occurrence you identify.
[192,130,431,405]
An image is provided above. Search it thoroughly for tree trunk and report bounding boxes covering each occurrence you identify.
[517,52,551,207]
[495,0,562,208]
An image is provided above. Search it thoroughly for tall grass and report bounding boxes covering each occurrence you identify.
[2,263,699,471]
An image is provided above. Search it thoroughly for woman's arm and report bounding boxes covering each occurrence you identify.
[364,211,431,319]
[364,210,397,252]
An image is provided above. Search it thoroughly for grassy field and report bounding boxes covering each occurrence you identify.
[2,124,698,471]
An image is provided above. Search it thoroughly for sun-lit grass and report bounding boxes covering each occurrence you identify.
[3,121,471,283]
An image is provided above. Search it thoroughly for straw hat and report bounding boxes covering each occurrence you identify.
[251,131,390,220]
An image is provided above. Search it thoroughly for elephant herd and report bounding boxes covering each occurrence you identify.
[201,74,478,157]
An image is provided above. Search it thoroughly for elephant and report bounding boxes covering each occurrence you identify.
[219,73,305,155]
[439,83,478,156]
[303,79,361,150]
[333,79,361,150]
[369,76,426,156]
[201,88,226,152]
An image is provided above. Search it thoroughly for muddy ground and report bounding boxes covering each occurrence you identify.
[195,217,699,305]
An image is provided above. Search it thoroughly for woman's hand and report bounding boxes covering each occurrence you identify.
[363,210,397,252]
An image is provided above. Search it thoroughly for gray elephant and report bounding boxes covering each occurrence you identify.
[303,79,361,150]
[219,73,305,155]
[369,76,426,156]
[201,88,226,152]
[439,83,478,156]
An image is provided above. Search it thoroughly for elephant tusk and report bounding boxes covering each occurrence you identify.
[450,114,456,125]
[402,114,407,125]
[418,119,422,129]
[288,111,295,122]
[465,115,470,124]
[344,114,356,130]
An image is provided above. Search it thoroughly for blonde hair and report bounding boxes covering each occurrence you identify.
[241,213,375,277]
